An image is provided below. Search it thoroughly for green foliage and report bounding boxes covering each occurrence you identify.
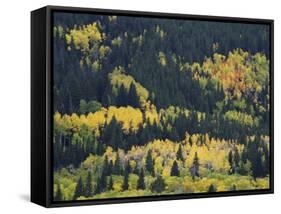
[109,67,149,106]
[84,172,93,197]
[54,183,62,201]
[73,177,84,200]
[228,150,233,174]
[108,176,114,191]
[122,171,129,191]
[224,110,257,128]
[137,169,146,190]
[151,176,166,193]
[113,152,123,175]
[79,99,102,114]
[146,149,154,175]
[128,83,140,108]
[95,168,107,194]
[52,13,270,201]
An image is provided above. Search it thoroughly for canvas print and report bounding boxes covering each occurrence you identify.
[52,11,271,202]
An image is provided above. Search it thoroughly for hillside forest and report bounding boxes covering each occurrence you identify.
[52,12,271,201]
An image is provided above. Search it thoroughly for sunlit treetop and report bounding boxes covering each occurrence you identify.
[109,67,149,106]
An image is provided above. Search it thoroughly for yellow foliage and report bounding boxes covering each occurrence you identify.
[107,106,143,133]
[86,109,107,130]
[255,177,270,189]
[113,181,123,192]
[144,102,159,124]
[112,36,122,47]
[162,166,171,177]
[109,68,149,106]
[55,105,145,137]
[202,49,269,99]
[158,51,167,66]
[103,147,115,160]
[66,22,102,51]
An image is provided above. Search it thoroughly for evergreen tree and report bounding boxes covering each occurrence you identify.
[73,176,84,200]
[233,147,240,172]
[103,155,109,176]
[105,116,124,150]
[126,131,139,150]
[116,84,128,106]
[169,127,180,141]
[108,176,114,191]
[54,183,62,201]
[146,149,154,175]
[171,160,180,176]
[247,138,264,179]
[95,168,107,194]
[262,143,270,175]
[113,152,123,175]
[122,171,129,191]
[84,171,93,197]
[191,152,200,180]
[137,168,146,190]
[96,139,104,156]
[208,184,216,192]
[102,116,123,150]
[228,150,233,174]
[128,83,139,107]
[151,176,166,193]
[125,161,132,174]
[113,123,124,150]
[176,145,184,161]
[108,160,114,174]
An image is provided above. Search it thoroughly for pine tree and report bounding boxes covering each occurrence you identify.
[171,160,180,176]
[116,84,128,106]
[255,149,264,178]
[104,116,123,150]
[122,171,129,191]
[96,139,104,156]
[73,176,84,200]
[84,171,93,197]
[108,176,114,191]
[128,83,139,107]
[125,161,132,174]
[228,150,233,174]
[176,145,184,161]
[103,155,109,176]
[113,152,123,175]
[113,122,124,150]
[247,138,264,179]
[137,168,146,190]
[233,147,240,172]
[108,160,114,174]
[169,127,180,141]
[151,176,166,193]
[146,149,154,175]
[191,152,200,180]
[95,168,107,194]
[262,143,270,175]
[54,183,62,201]
[208,184,216,192]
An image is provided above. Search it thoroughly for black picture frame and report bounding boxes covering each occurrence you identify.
[31,5,274,208]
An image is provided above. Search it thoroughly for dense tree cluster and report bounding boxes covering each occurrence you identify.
[52,13,270,201]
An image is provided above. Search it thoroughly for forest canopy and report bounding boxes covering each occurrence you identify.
[52,12,270,202]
